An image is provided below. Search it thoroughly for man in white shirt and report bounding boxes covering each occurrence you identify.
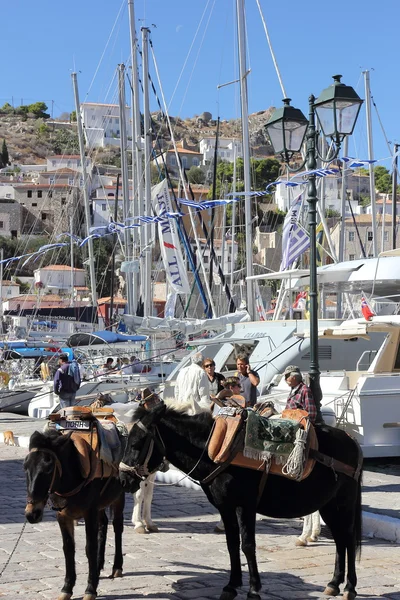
[174,352,211,415]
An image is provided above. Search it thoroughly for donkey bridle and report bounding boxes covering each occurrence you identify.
[119,419,167,480]
[26,447,63,504]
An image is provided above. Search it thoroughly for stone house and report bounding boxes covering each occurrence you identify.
[13,183,82,236]
[330,214,400,261]
[0,199,21,237]
[155,148,203,179]
[0,280,20,302]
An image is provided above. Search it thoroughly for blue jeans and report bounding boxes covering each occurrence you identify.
[59,392,76,408]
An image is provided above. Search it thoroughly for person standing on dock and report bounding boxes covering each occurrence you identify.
[53,353,81,408]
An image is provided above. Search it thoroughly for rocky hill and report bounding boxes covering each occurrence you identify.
[0,107,275,166]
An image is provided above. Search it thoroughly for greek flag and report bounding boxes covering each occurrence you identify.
[280,193,310,270]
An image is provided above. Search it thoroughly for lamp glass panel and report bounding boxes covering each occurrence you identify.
[266,122,285,154]
[284,120,308,153]
[315,102,335,136]
[335,101,360,135]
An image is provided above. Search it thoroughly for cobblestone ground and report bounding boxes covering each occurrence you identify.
[0,445,399,600]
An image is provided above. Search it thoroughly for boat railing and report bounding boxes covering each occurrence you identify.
[356,350,378,371]
[335,388,358,428]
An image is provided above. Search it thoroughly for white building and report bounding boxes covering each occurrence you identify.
[34,265,86,293]
[0,280,20,302]
[80,102,131,148]
[91,183,133,227]
[274,173,362,216]
[199,137,242,164]
[46,155,91,172]
[189,238,238,275]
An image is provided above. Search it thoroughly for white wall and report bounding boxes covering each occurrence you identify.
[34,268,86,291]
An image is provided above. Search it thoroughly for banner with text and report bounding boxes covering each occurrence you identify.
[152,181,190,294]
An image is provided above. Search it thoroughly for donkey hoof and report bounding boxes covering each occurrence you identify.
[58,594,72,600]
[83,595,96,600]
[247,593,261,599]
[295,538,308,547]
[110,568,123,578]
[220,586,238,600]
[343,592,356,600]
[146,523,159,533]
[323,586,340,596]
[133,524,148,534]
[307,535,318,542]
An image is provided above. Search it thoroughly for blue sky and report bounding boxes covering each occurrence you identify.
[2,0,398,167]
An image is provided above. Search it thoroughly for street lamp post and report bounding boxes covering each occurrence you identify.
[265,75,363,422]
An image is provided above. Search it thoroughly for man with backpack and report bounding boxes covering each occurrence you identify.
[54,353,81,408]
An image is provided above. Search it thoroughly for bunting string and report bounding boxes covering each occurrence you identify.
[0,155,392,270]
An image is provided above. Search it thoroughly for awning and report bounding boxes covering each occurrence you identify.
[67,330,148,347]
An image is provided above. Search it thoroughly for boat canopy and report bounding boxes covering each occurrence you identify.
[3,347,73,360]
[67,331,148,347]
[122,310,251,335]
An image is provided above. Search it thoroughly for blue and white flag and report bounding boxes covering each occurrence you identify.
[280,193,310,270]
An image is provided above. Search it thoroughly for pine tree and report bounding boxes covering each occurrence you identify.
[1,139,9,167]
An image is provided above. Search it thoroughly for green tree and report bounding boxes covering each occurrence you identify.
[0,139,9,167]
[374,165,391,193]
[187,166,205,185]
[27,102,50,119]
[70,110,77,122]
[0,102,13,113]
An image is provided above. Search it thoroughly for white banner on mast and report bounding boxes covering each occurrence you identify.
[152,180,190,294]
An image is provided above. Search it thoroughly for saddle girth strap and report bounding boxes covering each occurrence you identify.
[309,448,362,481]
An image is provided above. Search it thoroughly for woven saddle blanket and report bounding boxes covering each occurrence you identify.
[243,410,300,462]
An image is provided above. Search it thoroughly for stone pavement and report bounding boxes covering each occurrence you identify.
[0,414,399,600]
[0,443,399,600]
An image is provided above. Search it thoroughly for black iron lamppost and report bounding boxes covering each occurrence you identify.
[265,75,363,421]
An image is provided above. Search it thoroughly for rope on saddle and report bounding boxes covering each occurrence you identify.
[281,419,310,481]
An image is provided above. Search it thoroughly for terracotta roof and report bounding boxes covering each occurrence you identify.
[344,215,395,224]
[36,265,86,272]
[10,294,64,302]
[74,286,89,290]
[49,155,81,159]
[167,148,202,155]
[81,103,120,108]
[97,296,127,305]
[42,168,79,175]
[15,184,77,189]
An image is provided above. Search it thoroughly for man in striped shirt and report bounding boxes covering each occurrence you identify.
[284,365,317,423]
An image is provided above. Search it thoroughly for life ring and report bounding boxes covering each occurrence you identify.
[0,372,10,387]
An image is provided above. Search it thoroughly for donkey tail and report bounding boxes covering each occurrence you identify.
[355,469,363,559]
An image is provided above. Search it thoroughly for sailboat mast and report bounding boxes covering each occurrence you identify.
[69,214,74,307]
[118,64,134,314]
[141,27,153,318]
[128,0,141,314]
[236,0,255,319]
[71,72,98,307]
[363,70,378,257]
[392,143,399,250]
[230,143,237,293]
